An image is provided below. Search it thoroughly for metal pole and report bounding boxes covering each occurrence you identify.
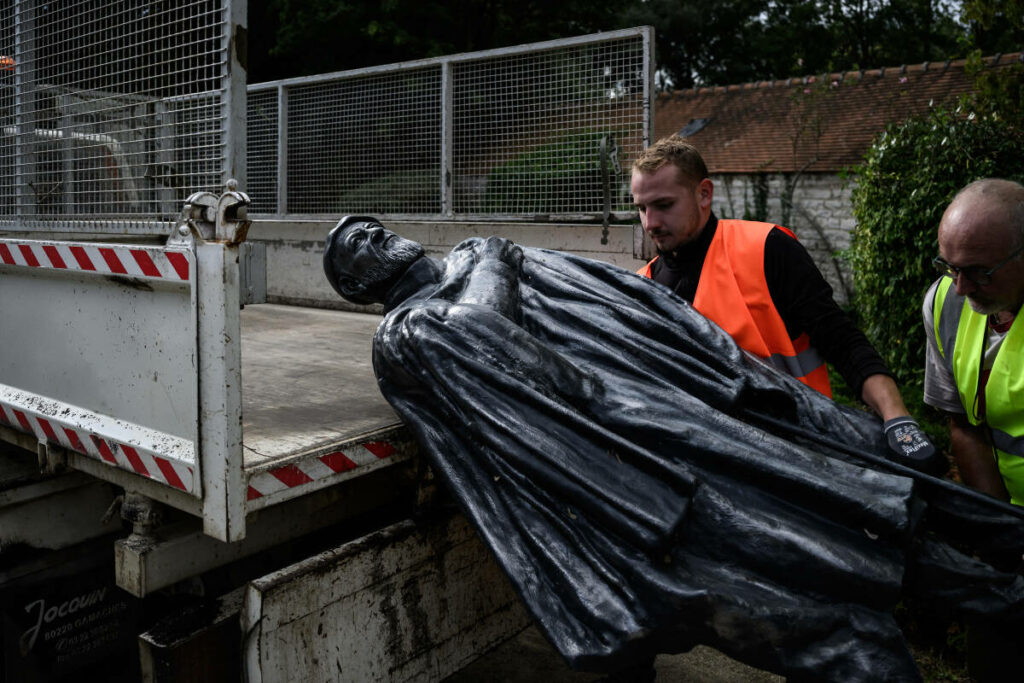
[60,102,73,216]
[245,27,653,91]
[222,0,247,188]
[642,25,654,145]
[440,61,453,217]
[155,100,176,217]
[197,237,245,542]
[13,0,33,221]
[277,84,287,215]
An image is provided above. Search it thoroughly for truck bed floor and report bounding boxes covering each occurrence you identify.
[240,304,398,468]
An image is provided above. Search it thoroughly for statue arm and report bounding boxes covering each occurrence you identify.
[457,236,523,321]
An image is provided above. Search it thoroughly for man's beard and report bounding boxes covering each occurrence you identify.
[363,239,424,293]
[966,295,1004,316]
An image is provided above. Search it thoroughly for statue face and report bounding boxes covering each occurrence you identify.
[324,216,424,304]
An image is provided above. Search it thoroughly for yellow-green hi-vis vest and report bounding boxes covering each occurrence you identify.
[932,278,1024,505]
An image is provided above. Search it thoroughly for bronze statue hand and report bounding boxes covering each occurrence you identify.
[480,235,524,271]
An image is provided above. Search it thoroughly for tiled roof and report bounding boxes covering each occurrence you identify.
[654,53,1023,173]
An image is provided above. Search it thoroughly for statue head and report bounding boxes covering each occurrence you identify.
[323,216,425,305]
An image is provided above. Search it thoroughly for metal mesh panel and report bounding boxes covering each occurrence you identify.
[452,39,646,217]
[246,88,278,214]
[0,0,230,233]
[247,28,650,221]
[283,68,442,215]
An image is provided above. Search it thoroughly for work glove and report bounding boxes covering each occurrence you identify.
[883,416,947,477]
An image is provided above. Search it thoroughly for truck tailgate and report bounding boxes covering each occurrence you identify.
[242,512,529,683]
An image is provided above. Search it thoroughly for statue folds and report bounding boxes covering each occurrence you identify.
[324,217,1024,682]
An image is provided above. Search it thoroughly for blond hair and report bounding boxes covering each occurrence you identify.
[632,134,709,187]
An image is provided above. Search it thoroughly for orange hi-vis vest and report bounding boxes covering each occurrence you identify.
[637,219,832,396]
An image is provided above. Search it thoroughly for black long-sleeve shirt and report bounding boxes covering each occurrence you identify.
[648,214,890,396]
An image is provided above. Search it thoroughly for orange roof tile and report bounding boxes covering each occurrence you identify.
[654,53,1023,173]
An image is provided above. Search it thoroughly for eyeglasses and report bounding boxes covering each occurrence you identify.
[932,244,1024,286]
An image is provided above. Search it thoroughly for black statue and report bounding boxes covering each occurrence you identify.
[324,216,1024,682]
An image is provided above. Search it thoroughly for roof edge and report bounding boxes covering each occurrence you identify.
[657,51,1024,99]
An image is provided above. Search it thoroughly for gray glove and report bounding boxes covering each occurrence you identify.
[883,417,947,477]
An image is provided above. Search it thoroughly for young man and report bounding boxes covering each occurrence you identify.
[631,134,940,473]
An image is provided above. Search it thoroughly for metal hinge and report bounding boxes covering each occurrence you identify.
[169,179,252,247]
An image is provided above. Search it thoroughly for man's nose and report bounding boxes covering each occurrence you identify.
[642,210,659,231]
[953,271,975,296]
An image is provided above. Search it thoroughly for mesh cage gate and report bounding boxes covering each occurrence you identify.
[287,68,441,215]
[247,27,652,221]
[0,0,236,234]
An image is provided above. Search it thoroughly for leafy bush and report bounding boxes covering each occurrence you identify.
[847,106,1024,408]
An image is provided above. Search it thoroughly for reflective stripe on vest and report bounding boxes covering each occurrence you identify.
[766,345,826,379]
[933,278,964,363]
[992,428,1024,458]
[932,277,1024,505]
[638,221,831,396]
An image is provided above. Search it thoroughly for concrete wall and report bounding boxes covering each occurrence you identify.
[247,219,646,312]
[713,172,855,305]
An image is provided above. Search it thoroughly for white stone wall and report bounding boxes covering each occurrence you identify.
[712,172,856,305]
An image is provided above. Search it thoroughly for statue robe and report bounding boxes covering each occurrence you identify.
[369,238,1024,681]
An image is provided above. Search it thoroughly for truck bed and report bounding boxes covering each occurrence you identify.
[240,304,399,468]
[0,242,412,535]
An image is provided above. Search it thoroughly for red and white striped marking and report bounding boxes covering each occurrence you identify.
[0,400,195,493]
[246,441,399,500]
[0,238,190,281]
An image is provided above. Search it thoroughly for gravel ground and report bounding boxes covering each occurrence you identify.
[444,626,784,682]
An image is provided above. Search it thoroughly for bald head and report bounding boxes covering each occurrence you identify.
[938,178,1024,314]
[941,179,1024,249]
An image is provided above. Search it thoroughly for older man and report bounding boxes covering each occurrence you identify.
[923,176,1024,683]
[925,178,1024,506]
[324,216,1024,682]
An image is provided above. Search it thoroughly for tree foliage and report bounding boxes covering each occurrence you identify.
[248,0,618,82]
[962,0,1024,53]
[249,1,1011,87]
[578,0,962,88]
[617,0,775,88]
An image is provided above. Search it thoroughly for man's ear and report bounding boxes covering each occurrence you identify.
[324,243,367,302]
[324,261,370,303]
[339,277,367,300]
[697,178,714,209]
